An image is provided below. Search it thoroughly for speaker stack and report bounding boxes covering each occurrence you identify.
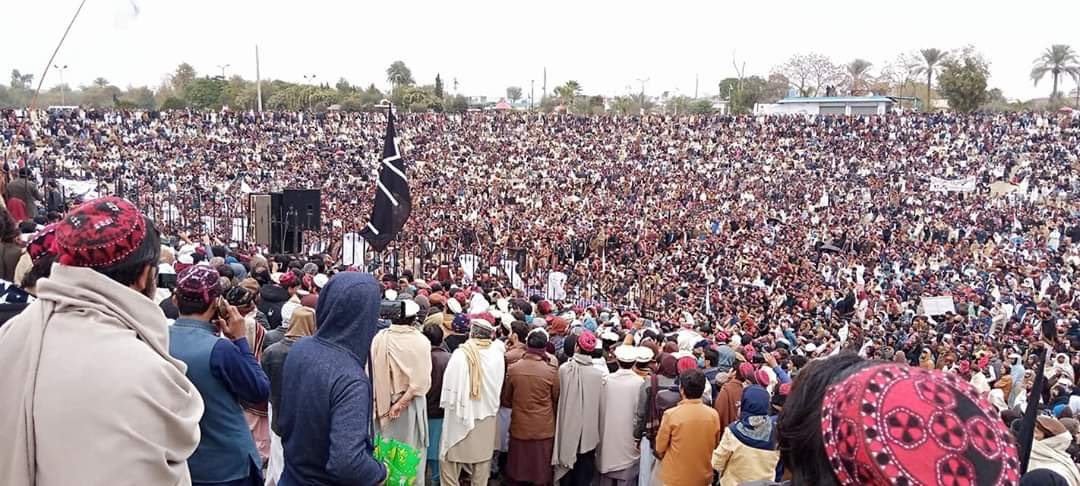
[249,189,321,254]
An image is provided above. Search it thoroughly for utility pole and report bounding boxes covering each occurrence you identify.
[530,79,535,110]
[53,64,68,105]
[694,73,699,99]
[217,64,230,79]
[255,45,262,112]
[636,77,649,113]
[542,67,547,102]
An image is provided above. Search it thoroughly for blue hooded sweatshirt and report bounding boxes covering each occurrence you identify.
[278,273,387,486]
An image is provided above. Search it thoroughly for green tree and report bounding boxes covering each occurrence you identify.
[554,80,581,106]
[171,63,197,93]
[123,86,156,110]
[1030,44,1080,102]
[92,77,110,88]
[763,73,790,101]
[183,77,226,109]
[688,99,714,114]
[434,74,444,98]
[386,61,414,89]
[335,77,355,94]
[936,48,989,113]
[846,59,873,95]
[506,86,522,103]
[10,69,33,89]
[445,94,468,113]
[720,76,768,114]
[915,48,946,108]
[160,97,187,110]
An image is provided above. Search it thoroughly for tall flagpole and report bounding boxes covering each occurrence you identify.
[255,45,263,112]
[29,0,88,111]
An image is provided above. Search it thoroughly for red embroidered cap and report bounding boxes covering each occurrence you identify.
[821,364,1020,486]
[27,222,59,262]
[55,197,147,268]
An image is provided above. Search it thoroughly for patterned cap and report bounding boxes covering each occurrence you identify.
[27,223,59,262]
[821,364,1019,486]
[577,330,597,353]
[452,313,471,334]
[55,197,147,268]
[278,271,299,287]
[175,266,223,305]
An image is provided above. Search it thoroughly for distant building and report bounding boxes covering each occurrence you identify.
[754,96,896,116]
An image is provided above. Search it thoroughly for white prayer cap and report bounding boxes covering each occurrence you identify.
[600,330,619,342]
[804,343,818,354]
[384,289,398,301]
[614,345,638,363]
[447,298,463,315]
[403,300,420,319]
[469,293,490,314]
[281,302,301,328]
[313,274,329,289]
[635,347,655,363]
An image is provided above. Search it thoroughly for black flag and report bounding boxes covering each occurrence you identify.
[359,107,411,252]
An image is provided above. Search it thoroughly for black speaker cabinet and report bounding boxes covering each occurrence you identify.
[282,189,321,230]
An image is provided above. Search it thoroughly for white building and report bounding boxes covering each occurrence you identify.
[754,96,896,116]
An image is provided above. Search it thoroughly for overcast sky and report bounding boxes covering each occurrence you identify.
[3,0,1079,102]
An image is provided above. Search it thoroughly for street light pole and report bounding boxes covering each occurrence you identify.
[53,64,68,105]
[530,79,535,110]
[303,74,318,111]
[636,77,649,113]
[217,64,230,79]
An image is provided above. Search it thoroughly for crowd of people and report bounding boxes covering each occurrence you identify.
[0,107,1078,485]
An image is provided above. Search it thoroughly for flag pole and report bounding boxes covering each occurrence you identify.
[28,0,88,111]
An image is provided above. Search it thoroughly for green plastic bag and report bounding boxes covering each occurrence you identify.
[373,435,422,486]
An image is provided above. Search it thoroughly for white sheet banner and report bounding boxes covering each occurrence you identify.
[929,176,976,193]
[547,271,567,301]
[459,254,480,284]
[920,296,956,316]
[57,179,99,200]
[341,232,365,267]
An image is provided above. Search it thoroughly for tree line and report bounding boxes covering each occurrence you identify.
[1,45,1077,113]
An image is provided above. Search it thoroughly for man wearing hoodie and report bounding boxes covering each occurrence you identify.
[277,272,387,486]
[0,197,203,486]
[259,273,293,330]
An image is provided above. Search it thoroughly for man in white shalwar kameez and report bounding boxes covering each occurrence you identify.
[440,319,506,486]
[598,346,645,486]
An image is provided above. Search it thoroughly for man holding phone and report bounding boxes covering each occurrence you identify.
[170,265,271,486]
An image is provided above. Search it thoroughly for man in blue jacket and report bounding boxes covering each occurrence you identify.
[278,272,388,486]
[169,265,271,486]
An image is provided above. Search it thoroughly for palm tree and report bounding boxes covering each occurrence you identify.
[1030,44,1080,102]
[385,61,414,90]
[915,48,946,109]
[846,59,873,95]
[92,77,110,88]
[554,80,581,105]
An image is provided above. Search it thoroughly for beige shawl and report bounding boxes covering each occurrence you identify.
[370,324,432,426]
[0,264,203,486]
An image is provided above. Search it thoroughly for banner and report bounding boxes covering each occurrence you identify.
[920,296,956,316]
[459,254,480,284]
[341,232,366,267]
[57,179,99,200]
[929,176,976,192]
[547,271,567,301]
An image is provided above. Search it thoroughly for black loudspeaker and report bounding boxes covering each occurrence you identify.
[282,189,321,231]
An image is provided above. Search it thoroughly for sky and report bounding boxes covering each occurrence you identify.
[3,0,1079,102]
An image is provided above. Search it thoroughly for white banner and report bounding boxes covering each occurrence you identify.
[920,296,956,316]
[341,232,365,267]
[459,254,480,284]
[57,179,99,200]
[547,271,567,301]
[231,218,245,242]
[929,176,976,193]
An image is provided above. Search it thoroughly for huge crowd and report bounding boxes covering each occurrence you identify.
[0,107,1078,486]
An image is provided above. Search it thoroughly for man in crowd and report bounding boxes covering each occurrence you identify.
[655,368,721,486]
[503,327,560,485]
[425,323,452,485]
[371,297,432,479]
[261,306,317,486]
[5,167,41,219]
[597,345,645,485]
[0,196,203,486]
[169,265,270,486]
[439,319,505,486]
[552,329,604,484]
[277,272,386,485]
